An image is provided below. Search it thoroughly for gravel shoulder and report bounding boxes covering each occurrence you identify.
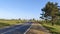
[26,23,51,34]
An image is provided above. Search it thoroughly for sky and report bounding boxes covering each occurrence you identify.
[0,0,60,19]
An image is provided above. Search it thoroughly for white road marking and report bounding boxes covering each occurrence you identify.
[24,24,32,34]
[1,23,32,34]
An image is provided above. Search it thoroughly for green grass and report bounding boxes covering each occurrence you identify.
[0,19,26,28]
[42,23,60,34]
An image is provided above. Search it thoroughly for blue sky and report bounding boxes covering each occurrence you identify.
[0,0,60,19]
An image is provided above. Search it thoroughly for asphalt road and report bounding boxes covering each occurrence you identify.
[0,22,32,34]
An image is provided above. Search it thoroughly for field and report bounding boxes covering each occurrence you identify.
[0,19,26,28]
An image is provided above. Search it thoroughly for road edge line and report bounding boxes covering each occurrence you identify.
[24,24,32,34]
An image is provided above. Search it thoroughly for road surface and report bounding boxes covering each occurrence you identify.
[0,22,32,34]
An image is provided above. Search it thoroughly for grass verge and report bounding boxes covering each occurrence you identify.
[42,23,60,34]
[0,19,25,28]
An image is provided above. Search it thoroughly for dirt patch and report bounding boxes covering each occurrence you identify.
[26,23,51,34]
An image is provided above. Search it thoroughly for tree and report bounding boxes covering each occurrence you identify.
[40,2,59,25]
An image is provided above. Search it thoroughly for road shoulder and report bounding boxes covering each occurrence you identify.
[26,23,51,34]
